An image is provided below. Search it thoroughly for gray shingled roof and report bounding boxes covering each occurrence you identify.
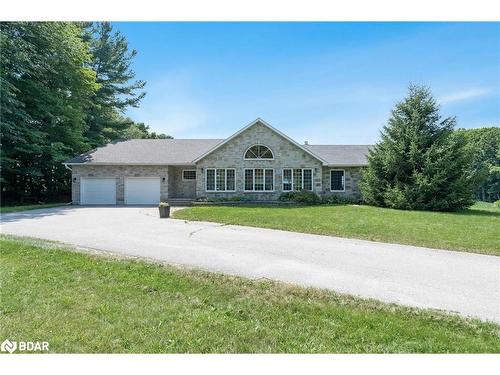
[304,145,373,166]
[65,139,224,165]
[65,139,373,166]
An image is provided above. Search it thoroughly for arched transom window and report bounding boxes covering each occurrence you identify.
[244,144,274,159]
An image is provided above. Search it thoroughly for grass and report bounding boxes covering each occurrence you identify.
[173,202,500,256]
[0,203,66,214]
[1,235,499,353]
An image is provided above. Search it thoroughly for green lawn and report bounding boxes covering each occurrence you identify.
[173,202,500,256]
[0,236,499,353]
[0,203,66,214]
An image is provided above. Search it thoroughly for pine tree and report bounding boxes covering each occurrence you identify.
[83,22,146,147]
[360,85,478,211]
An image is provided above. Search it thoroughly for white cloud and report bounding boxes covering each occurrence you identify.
[440,88,491,105]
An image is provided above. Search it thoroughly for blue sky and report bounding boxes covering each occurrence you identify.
[115,22,500,144]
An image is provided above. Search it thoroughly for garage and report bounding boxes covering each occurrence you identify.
[125,177,160,205]
[80,178,117,205]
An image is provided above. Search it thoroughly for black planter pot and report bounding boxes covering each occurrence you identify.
[159,205,170,218]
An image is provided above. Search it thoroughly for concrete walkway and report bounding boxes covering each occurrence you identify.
[1,206,499,323]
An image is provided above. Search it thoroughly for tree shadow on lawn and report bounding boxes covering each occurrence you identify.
[452,209,500,218]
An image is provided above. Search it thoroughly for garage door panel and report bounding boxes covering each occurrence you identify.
[125,178,160,205]
[81,178,116,205]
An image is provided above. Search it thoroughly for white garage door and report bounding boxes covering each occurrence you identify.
[80,178,116,205]
[125,177,160,205]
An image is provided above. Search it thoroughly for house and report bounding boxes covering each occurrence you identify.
[64,118,372,205]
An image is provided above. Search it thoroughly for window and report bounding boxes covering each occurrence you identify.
[265,169,274,191]
[182,170,196,180]
[206,169,215,191]
[226,169,235,191]
[330,170,345,191]
[283,168,313,191]
[205,168,236,192]
[244,169,274,191]
[244,145,274,159]
[303,169,312,190]
[293,169,302,191]
[283,169,292,191]
[216,169,225,191]
[254,169,264,190]
[245,169,253,191]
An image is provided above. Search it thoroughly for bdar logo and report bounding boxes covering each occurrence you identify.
[1,339,17,353]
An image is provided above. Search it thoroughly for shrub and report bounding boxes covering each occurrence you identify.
[278,192,295,202]
[494,200,500,208]
[228,195,249,202]
[278,191,321,205]
[322,195,360,205]
[195,196,250,203]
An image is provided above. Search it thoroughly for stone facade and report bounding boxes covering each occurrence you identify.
[71,165,169,204]
[195,121,324,200]
[70,121,365,204]
[168,166,197,198]
[321,166,363,199]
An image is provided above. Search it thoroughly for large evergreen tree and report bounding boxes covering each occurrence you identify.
[83,22,147,147]
[360,85,478,211]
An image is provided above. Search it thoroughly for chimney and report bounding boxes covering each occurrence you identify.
[304,141,309,145]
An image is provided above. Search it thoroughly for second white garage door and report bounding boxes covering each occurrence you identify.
[124,177,161,205]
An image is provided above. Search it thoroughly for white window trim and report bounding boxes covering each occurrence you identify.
[243,144,275,160]
[182,169,196,181]
[330,169,346,192]
[282,168,314,192]
[243,168,275,192]
[205,168,236,192]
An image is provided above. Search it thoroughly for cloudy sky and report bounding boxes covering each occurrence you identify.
[115,22,500,144]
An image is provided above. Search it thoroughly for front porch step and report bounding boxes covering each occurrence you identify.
[166,198,195,206]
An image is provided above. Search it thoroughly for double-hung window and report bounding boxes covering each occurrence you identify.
[244,169,274,191]
[330,170,345,191]
[282,168,313,191]
[205,168,235,192]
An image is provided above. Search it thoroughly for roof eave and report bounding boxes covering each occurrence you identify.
[63,162,196,166]
[324,163,368,167]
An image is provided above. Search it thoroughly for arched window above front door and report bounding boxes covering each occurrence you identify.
[244,145,274,160]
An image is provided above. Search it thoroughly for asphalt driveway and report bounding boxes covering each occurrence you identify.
[1,206,499,323]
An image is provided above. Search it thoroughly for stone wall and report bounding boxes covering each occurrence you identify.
[195,121,323,200]
[168,166,197,198]
[71,165,169,204]
[321,166,363,198]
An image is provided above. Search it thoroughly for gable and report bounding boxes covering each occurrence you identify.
[193,118,326,164]
[195,120,323,167]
